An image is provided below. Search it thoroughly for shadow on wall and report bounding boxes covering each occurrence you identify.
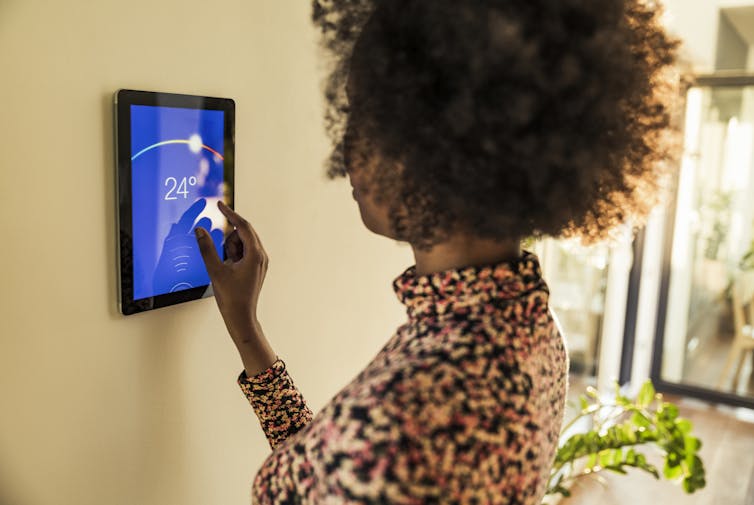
[0,464,20,505]
[130,317,194,504]
[103,92,119,319]
[0,453,32,505]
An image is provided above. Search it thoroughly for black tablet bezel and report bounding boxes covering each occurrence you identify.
[114,89,235,316]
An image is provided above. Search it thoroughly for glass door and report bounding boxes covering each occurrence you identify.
[652,76,754,408]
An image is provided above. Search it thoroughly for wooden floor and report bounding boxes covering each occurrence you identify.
[684,329,754,397]
[557,390,754,505]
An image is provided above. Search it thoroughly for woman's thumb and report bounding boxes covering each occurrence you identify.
[194,227,222,278]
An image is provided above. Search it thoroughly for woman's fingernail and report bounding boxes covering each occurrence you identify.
[195,227,206,238]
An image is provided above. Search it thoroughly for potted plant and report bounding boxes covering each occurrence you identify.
[543,380,706,504]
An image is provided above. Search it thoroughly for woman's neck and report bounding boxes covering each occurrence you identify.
[410,234,522,276]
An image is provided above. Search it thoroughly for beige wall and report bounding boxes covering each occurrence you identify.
[0,2,410,504]
[662,0,754,71]
[662,0,721,71]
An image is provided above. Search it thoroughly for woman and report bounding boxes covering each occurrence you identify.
[193,0,680,503]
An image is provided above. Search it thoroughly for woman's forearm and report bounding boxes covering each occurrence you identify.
[193,201,278,378]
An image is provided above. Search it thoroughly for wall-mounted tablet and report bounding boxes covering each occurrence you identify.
[114,89,235,315]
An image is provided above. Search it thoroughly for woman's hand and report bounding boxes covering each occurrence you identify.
[194,200,277,375]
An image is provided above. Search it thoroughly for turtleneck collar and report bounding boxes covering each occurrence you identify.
[392,250,547,320]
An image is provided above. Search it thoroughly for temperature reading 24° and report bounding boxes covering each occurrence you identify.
[164,176,197,200]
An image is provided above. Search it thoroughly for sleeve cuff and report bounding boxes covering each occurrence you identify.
[237,357,286,385]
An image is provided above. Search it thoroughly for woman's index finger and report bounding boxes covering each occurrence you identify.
[218,201,258,246]
[217,200,243,225]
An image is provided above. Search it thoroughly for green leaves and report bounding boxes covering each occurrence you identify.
[579,394,589,411]
[637,381,655,408]
[545,380,706,499]
[597,448,659,478]
[657,402,679,422]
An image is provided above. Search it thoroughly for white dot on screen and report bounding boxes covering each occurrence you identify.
[188,134,202,154]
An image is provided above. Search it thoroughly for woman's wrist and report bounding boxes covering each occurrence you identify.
[219,305,260,343]
[239,345,278,378]
[231,319,279,377]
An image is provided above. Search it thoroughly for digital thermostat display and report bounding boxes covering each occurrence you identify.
[130,105,226,300]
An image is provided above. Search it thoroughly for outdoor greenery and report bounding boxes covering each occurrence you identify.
[543,380,706,503]
[700,190,732,261]
[740,239,754,271]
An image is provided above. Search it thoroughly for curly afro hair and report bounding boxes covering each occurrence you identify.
[312,0,684,251]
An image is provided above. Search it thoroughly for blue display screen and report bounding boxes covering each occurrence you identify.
[130,104,226,300]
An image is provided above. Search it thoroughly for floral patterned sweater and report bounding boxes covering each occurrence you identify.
[237,251,568,504]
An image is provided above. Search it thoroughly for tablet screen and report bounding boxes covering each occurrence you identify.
[130,104,226,300]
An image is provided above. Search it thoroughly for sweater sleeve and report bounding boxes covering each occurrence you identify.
[237,357,314,450]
